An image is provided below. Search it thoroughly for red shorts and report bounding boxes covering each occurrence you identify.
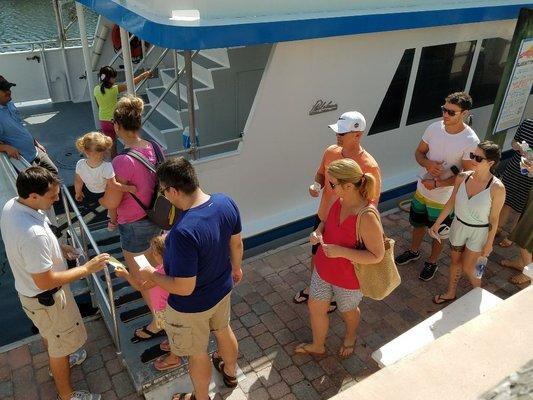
[100,120,116,140]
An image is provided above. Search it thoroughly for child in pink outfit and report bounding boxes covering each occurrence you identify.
[115,234,181,371]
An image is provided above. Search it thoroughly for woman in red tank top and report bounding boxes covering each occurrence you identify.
[295,159,385,359]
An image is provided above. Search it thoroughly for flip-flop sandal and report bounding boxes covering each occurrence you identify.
[212,353,238,388]
[509,273,531,285]
[432,294,456,305]
[498,238,513,248]
[154,354,181,371]
[172,393,210,400]
[499,259,522,271]
[294,343,326,358]
[131,325,166,343]
[293,289,309,304]
[327,301,338,314]
[160,339,170,352]
[339,342,356,359]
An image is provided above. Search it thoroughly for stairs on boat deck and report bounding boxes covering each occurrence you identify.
[72,209,244,397]
[142,49,231,153]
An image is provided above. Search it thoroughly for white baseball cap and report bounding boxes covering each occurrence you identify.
[328,111,366,134]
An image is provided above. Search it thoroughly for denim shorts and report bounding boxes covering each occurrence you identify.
[118,218,161,253]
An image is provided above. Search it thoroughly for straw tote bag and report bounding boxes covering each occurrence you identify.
[353,206,400,300]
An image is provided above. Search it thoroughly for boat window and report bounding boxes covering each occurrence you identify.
[469,38,511,109]
[407,41,476,125]
[368,48,415,135]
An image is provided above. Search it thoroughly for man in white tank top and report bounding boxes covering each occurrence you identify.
[395,92,479,281]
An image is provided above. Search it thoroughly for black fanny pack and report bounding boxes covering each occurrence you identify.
[32,286,61,306]
[457,217,489,228]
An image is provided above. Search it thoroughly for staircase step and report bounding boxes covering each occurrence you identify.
[160,68,208,90]
[177,51,225,69]
[115,290,143,307]
[120,304,151,323]
[147,87,189,112]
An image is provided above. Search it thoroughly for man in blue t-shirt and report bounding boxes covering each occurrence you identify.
[139,157,243,400]
[0,76,58,174]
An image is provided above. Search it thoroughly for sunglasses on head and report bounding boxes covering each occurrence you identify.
[441,105,462,117]
[469,152,486,163]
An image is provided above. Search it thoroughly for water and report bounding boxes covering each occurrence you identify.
[0,0,98,52]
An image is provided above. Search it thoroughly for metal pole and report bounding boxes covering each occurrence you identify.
[174,50,182,111]
[119,27,135,95]
[52,0,73,101]
[184,50,197,159]
[76,2,99,129]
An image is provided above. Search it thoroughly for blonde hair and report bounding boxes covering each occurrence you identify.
[327,158,376,201]
[150,234,166,258]
[113,95,143,132]
[75,131,113,153]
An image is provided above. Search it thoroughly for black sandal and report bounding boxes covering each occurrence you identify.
[212,353,238,388]
[432,294,456,305]
[293,289,309,304]
[131,325,166,343]
[172,393,209,400]
[327,301,338,314]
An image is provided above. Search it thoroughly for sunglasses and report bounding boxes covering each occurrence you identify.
[329,181,339,189]
[469,152,486,163]
[159,185,170,195]
[441,105,463,117]
[336,131,351,137]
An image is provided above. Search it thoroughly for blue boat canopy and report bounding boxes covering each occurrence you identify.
[78,1,532,49]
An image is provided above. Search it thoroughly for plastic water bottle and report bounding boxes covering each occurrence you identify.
[311,182,322,193]
[182,127,199,149]
[474,256,488,279]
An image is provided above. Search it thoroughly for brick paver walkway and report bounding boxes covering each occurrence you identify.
[0,208,527,400]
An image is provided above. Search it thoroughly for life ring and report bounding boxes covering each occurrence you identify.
[111,25,146,61]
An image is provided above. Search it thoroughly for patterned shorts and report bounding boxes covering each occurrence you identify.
[409,190,453,228]
[309,270,362,313]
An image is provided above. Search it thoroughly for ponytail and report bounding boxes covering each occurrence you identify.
[359,173,377,201]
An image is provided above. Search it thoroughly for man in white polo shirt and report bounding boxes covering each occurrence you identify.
[0,166,109,400]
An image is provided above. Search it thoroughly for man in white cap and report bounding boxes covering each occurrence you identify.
[293,111,382,311]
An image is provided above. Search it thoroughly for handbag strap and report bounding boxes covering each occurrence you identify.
[122,144,159,211]
[355,205,383,248]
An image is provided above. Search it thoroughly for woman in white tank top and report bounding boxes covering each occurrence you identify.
[429,141,506,304]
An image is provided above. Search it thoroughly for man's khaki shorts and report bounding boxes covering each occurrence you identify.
[19,286,87,358]
[164,292,231,356]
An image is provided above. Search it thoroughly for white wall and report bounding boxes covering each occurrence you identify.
[191,19,517,237]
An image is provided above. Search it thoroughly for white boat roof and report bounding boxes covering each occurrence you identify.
[81,1,530,49]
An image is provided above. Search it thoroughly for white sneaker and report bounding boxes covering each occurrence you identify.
[49,348,87,376]
[57,390,102,400]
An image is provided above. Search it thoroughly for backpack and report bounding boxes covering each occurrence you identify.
[122,141,179,230]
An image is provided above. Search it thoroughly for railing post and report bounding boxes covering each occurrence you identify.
[174,50,182,112]
[52,0,73,101]
[76,2,99,129]
[119,27,135,95]
[184,50,197,160]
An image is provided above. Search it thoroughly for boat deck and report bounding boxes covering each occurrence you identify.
[0,207,527,400]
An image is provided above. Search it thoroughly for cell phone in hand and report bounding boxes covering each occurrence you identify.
[451,165,460,175]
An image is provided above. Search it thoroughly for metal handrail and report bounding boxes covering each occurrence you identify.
[142,50,199,126]
[134,47,170,93]
[133,44,157,75]
[7,157,121,354]
[60,186,122,354]
[166,137,242,157]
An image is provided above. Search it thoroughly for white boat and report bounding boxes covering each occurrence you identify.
[0,0,531,397]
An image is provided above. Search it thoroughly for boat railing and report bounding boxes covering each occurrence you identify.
[7,157,122,356]
[166,137,243,158]
[0,37,95,53]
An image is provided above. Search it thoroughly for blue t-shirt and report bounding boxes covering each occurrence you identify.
[0,101,37,162]
[164,193,242,313]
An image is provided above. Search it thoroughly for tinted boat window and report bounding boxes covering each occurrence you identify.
[407,41,476,125]
[470,38,511,108]
[369,48,415,135]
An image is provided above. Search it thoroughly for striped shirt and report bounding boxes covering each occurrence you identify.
[501,119,533,213]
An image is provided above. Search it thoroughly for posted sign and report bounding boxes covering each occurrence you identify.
[494,37,533,134]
